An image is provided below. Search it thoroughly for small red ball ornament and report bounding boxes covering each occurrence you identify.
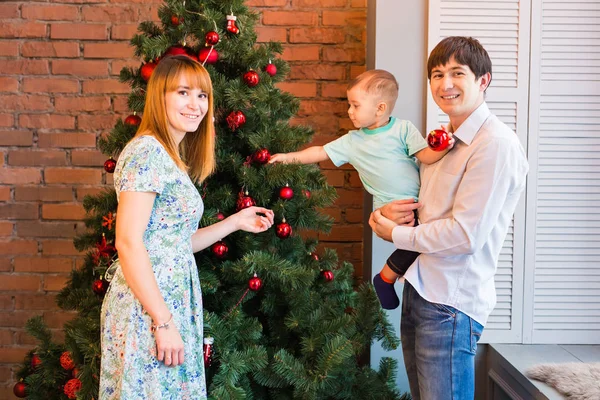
[310,252,319,261]
[13,381,26,398]
[92,278,108,295]
[72,367,80,378]
[163,45,188,57]
[60,351,75,370]
[63,378,82,400]
[198,47,218,64]
[140,61,157,81]
[203,337,214,367]
[226,13,239,35]
[248,273,263,291]
[226,110,246,131]
[171,15,183,26]
[279,185,294,200]
[243,70,260,87]
[205,31,219,46]
[236,192,256,211]
[321,270,334,282]
[276,220,292,239]
[302,189,311,199]
[124,114,141,126]
[211,241,228,259]
[427,128,451,151]
[253,148,271,164]
[104,158,116,173]
[216,212,225,221]
[31,353,41,369]
[264,62,277,77]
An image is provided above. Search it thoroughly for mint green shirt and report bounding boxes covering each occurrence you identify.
[323,117,427,208]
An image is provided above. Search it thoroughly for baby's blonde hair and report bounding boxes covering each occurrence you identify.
[347,69,398,112]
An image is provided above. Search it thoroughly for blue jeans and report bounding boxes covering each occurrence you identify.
[401,282,483,400]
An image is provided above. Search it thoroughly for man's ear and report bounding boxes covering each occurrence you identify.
[479,72,491,92]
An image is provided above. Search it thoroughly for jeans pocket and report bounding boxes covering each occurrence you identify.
[470,318,484,354]
[431,302,457,318]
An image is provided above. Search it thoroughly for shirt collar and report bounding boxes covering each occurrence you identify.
[447,102,491,146]
[363,117,395,135]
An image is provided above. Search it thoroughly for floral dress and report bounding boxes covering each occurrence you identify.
[100,135,206,399]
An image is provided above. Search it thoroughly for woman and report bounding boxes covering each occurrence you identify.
[100,55,274,399]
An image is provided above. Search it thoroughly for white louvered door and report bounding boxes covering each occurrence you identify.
[427,0,530,343]
[523,0,600,344]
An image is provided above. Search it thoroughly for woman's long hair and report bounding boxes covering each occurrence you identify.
[136,55,215,183]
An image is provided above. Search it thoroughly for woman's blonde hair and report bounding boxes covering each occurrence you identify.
[136,55,215,183]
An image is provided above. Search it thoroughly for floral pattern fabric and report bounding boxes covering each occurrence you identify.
[100,135,206,399]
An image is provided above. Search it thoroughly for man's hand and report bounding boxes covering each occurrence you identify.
[379,199,421,224]
[369,209,398,242]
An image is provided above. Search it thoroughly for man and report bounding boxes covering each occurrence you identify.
[369,37,528,399]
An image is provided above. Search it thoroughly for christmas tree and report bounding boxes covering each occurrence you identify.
[14,1,403,399]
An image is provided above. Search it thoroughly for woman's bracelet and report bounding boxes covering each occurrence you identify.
[151,313,173,333]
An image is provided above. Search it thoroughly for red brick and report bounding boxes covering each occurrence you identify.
[0,187,10,202]
[321,82,347,98]
[0,115,14,128]
[281,45,320,61]
[0,131,33,147]
[45,168,102,184]
[76,187,107,200]
[275,82,317,98]
[112,95,130,113]
[14,257,72,273]
[19,114,75,130]
[345,207,363,223]
[351,0,366,6]
[0,222,13,237]
[321,206,342,221]
[18,221,82,238]
[111,60,139,76]
[299,100,347,116]
[43,310,76,328]
[55,96,110,112]
[322,10,366,26]
[0,204,38,220]
[8,150,67,167]
[42,203,85,220]
[52,60,108,77]
[0,3,19,18]
[350,65,366,79]
[22,4,79,21]
[0,95,51,112]
[83,79,130,94]
[41,240,83,256]
[138,4,160,22]
[262,11,317,26]
[0,22,47,39]
[0,259,10,273]
[333,188,363,207]
[82,5,138,23]
[14,294,59,311]
[71,150,108,166]
[323,46,364,63]
[0,274,40,291]
[110,24,138,40]
[84,42,134,59]
[22,78,79,94]
[38,133,97,149]
[291,64,346,80]
[246,0,288,5]
[42,275,70,292]
[0,78,18,93]
[256,27,287,43]
[0,346,34,363]
[290,28,345,44]
[14,186,73,202]
[294,0,346,6]
[0,42,18,57]
[21,41,80,58]
[0,168,41,185]
[50,23,108,40]
[0,60,49,75]
[323,169,345,187]
[348,170,361,187]
[0,329,13,346]
[78,114,120,130]
[319,223,363,242]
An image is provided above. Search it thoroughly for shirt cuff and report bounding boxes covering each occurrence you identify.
[392,225,415,252]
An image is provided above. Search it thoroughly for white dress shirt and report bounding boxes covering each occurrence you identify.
[392,103,529,325]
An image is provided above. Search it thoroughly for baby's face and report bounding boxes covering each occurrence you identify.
[347,86,384,130]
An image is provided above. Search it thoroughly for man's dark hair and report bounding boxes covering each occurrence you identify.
[427,36,492,82]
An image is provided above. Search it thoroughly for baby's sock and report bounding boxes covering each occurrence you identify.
[373,273,400,310]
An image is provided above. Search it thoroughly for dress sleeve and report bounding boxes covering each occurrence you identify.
[114,137,166,195]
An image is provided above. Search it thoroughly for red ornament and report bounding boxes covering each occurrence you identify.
[248,273,262,291]
[140,61,157,82]
[124,114,141,126]
[92,279,108,295]
[243,70,260,87]
[205,31,219,46]
[164,45,188,58]
[279,185,294,200]
[302,189,311,199]
[63,378,82,400]
[226,13,239,34]
[253,148,271,164]
[276,220,292,239]
[102,212,115,230]
[171,15,183,26]
[211,241,228,259]
[13,381,26,398]
[310,252,319,261]
[226,110,246,131]
[236,191,256,211]
[427,128,451,152]
[95,235,116,261]
[72,367,80,378]
[216,212,225,221]
[31,353,41,369]
[321,270,334,282]
[203,337,214,367]
[104,158,116,173]
[198,47,218,64]
[264,62,277,77]
[60,351,75,370]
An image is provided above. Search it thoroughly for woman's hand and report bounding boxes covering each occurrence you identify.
[154,324,185,367]
[233,206,274,233]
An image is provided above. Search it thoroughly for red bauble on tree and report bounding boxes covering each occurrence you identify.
[198,47,218,64]
[226,13,239,34]
[264,62,277,77]
[216,212,225,221]
[243,70,260,87]
[279,184,294,200]
[163,45,188,57]
[13,380,26,398]
[226,110,246,131]
[248,273,263,291]
[321,270,334,282]
[63,378,82,400]
[302,189,311,199]
[60,351,75,370]
[104,158,116,173]
[72,367,80,378]
[92,278,108,295]
[427,128,451,151]
[276,219,292,239]
[211,241,228,259]
[124,113,141,126]
[171,15,183,26]
[310,252,319,261]
[236,191,256,211]
[140,61,157,81]
[205,31,219,46]
[253,148,271,164]
[203,337,214,367]
[31,353,41,369]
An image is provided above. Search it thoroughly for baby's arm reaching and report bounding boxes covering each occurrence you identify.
[413,134,455,164]
[269,146,329,164]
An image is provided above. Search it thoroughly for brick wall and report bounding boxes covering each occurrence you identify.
[0,0,366,397]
